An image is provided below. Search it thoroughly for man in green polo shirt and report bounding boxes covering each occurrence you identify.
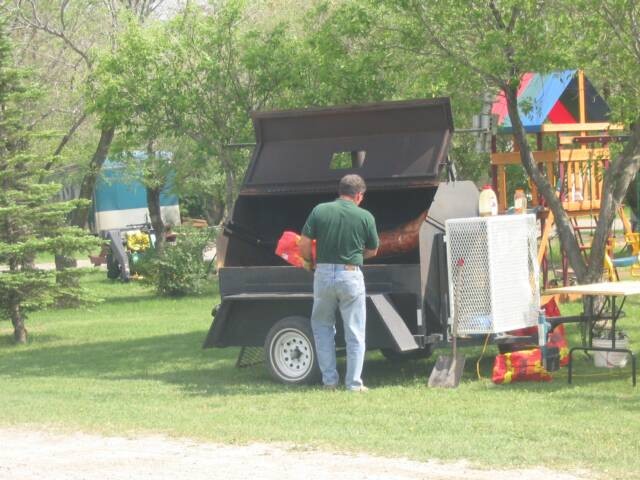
[299,174,379,391]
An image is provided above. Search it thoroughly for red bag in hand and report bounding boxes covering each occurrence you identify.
[492,348,553,384]
[275,231,316,268]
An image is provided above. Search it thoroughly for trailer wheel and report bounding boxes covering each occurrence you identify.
[380,347,431,362]
[265,316,320,385]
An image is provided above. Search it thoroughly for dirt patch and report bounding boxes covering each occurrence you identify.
[0,428,589,480]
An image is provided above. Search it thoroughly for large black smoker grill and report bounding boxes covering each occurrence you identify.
[203,98,479,384]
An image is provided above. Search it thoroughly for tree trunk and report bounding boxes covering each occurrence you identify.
[204,195,225,226]
[624,179,638,229]
[10,302,27,344]
[46,113,85,271]
[54,252,78,304]
[145,141,166,255]
[220,148,236,221]
[147,185,165,255]
[70,126,116,229]
[43,112,88,176]
[223,169,235,221]
[504,85,589,282]
[585,120,640,282]
[55,254,77,270]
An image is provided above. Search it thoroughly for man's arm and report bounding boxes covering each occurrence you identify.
[364,213,379,260]
[363,248,378,259]
[299,235,315,271]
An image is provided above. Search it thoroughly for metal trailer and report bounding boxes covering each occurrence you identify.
[203,98,480,384]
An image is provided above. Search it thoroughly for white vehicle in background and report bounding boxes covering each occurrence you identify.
[92,156,180,281]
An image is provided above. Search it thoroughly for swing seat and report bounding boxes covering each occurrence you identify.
[624,233,640,276]
[604,252,639,282]
[612,256,639,268]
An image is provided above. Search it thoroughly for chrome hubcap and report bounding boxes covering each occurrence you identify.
[271,328,313,380]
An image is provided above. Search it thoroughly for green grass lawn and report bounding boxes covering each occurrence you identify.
[0,271,638,479]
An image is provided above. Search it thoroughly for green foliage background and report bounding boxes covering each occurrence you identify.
[138,226,214,296]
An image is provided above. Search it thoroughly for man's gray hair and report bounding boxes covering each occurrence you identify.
[338,174,367,197]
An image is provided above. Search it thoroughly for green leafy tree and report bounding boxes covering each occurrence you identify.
[295,1,491,182]
[10,0,176,231]
[159,2,298,218]
[89,19,175,253]
[380,0,640,283]
[0,23,100,343]
[567,0,640,229]
[292,2,400,106]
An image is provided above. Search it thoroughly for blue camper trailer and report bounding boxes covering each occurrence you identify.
[93,158,180,233]
[93,157,180,280]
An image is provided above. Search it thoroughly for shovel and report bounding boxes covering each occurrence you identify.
[428,260,466,388]
[428,322,466,388]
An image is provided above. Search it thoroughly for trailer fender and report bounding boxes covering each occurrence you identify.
[202,294,314,349]
[369,294,420,353]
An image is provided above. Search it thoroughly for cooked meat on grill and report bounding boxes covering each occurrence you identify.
[376,209,428,258]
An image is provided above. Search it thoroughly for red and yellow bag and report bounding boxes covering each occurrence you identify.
[275,231,316,268]
[492,348,553,384]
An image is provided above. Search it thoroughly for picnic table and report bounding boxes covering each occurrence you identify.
[544,281,639,386]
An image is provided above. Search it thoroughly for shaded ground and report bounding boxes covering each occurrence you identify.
[0,428,589,480]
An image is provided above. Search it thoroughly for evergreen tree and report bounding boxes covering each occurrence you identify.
[0,21,100,343]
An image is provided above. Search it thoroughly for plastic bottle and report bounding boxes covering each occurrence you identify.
[478,185,498,217]
[514,188,527,214]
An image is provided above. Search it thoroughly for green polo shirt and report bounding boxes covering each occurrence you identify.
[302,198,379,265]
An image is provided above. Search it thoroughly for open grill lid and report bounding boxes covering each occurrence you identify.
[241,98,454,195]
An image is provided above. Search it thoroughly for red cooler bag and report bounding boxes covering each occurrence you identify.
[492,348,553,384]
[275,231,316,268]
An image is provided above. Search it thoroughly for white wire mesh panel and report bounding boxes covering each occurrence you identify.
[445,214,540,335]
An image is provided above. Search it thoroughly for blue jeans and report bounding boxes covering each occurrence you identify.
[311,264,366,390]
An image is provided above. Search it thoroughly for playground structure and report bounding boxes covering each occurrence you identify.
[490,69,634,286]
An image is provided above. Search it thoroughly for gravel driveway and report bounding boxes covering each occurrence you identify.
[0,428,590,480]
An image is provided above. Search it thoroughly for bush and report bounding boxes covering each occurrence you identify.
[140,226,214,296]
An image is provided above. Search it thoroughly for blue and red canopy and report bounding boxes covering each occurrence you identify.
[492,70,610,133]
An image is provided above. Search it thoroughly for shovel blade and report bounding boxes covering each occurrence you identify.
[428,354,466,388]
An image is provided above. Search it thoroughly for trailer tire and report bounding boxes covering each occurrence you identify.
[380,347,431,362]
[265,316,321,385]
